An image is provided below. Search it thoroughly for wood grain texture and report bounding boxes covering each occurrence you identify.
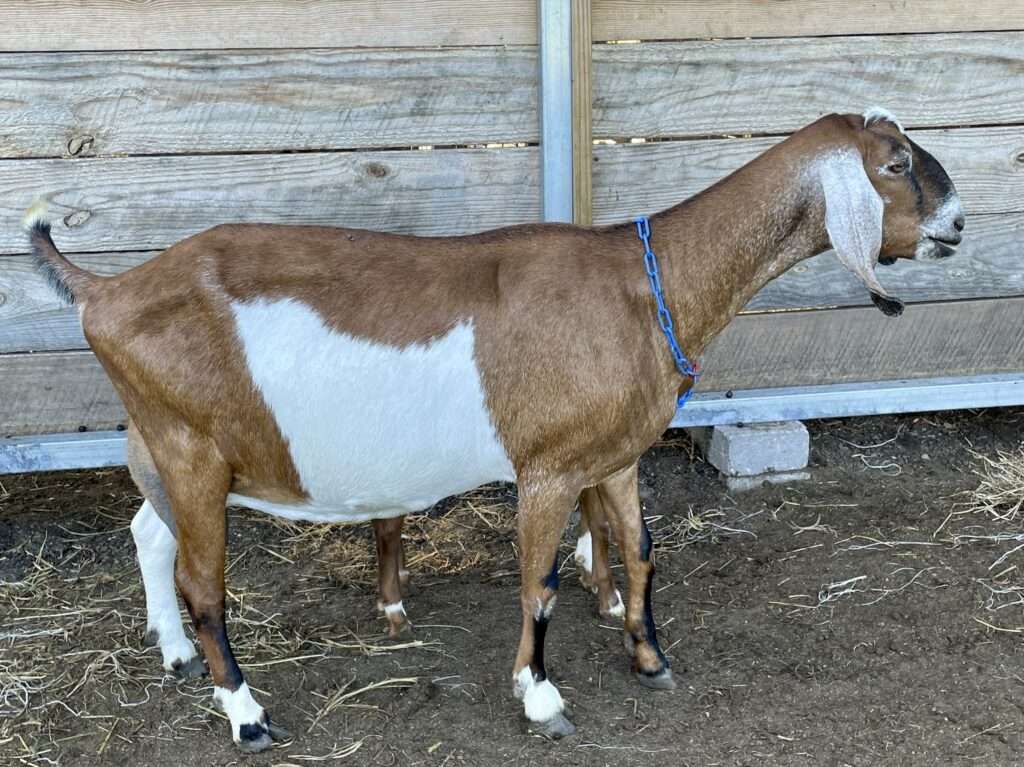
[0,352,125,437]
[0,1,536,51]
[572,0,593,225]
[0,147,540,255]
[5,297,1023,436]
[0,48,537,159]
[591,128,1024,223]
[592,1,1024,41]
[697,297,1024,392]
[4,211,1023,354]
[593,32,1024,138]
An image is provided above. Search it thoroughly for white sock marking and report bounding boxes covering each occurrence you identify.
[383,601,406,617]
[131,500,197,671]
[214,683,265,743]
[515,666,564,722]
[574,531,593,575]
[606,590,625,619]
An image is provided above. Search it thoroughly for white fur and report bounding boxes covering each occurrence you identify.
[573,530,593,576]
[214,683,265,743]
[383,601,406,616]
[130,500,198,671]
[22,197,51,230]
[515,666,564,722]
[606,590,625,619]
[228,299,515,522]
[863,106,904,134]
[817,149,889,298]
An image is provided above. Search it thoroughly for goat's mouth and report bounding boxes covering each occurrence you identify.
[914,236,959,261]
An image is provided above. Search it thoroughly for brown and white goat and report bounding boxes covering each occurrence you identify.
[25,109,963,750]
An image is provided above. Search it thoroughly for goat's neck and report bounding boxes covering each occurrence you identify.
[648,155,829,356]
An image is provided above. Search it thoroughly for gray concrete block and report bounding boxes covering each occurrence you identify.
[687,421,809,477]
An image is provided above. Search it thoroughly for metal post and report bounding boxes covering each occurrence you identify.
[538,0,573,222]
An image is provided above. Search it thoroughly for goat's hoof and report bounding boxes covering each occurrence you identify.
[237,716,290,753]
[171,655,207,679]
[528,712,576,739]
[636,668,676,691]
[387,618,413,639]
[142,629,159,648]
[598,591,625,621]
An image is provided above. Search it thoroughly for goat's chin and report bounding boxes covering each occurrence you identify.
[914,239,958,261]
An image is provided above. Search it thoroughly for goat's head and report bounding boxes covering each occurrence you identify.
[811,108,964,316]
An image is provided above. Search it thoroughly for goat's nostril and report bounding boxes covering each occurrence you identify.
[954,215,965,232]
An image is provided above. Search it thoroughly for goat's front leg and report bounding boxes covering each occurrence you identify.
[575,489,625,620]
[512,482,576,738]
[599,463,676,690]
[159,434,288,752]
[372,516,411,637]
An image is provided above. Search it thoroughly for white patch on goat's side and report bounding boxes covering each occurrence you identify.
[573,531,593,575]
[515,667,565,722]
[214,683,265,743]
[606,590,625,619]
[130,500,197,671]
[863,106,904,133]
[228,299,515,522]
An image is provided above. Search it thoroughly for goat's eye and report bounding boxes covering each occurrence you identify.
[886,160,909,174]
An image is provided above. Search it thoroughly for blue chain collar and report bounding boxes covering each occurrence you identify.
[635,216,700,407]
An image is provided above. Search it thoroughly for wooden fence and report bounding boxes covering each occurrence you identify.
[1,1,1023,442]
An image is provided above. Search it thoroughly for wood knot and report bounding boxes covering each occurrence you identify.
[0,292,6,308]
[63,209,92,228]
[1015,151,1024,165]
[365,162,389,178]
[67,135,94,156]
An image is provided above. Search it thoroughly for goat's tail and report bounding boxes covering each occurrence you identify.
[24,197,98,305]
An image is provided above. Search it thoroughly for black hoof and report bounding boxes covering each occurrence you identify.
[237,716,290,752]
[237,729,273,753]
[143,629,159,648]
[171,655,207,679]
[528,712,576,739]
[636,668,676,691]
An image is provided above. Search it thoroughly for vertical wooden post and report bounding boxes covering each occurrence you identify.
[538,0,573,223]
[571,0,592,226]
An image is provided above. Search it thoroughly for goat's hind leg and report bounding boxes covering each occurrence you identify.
[373,516,411,637]
[147,426,287,752]
[127,425,203,677]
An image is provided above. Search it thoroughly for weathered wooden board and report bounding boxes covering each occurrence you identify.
[0,147,540,255]
[0,48,537,159]
[698,297,1024,392]
[592,1,1024,42]
[593,32,1024,139]
[591,128,1024,224]
[0,352,125,437]
[0,1,536,51]
[4,297,1023,436]
[3,210,1023,354]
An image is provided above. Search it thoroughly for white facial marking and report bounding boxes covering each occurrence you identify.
[606,590,625,619]
[130,500,198,671]
[214,683,265,743]
[228,299,515,522]
[515,666,565,722]
[573,531,593,575]
[863,106,904,134]
[383,601,406,617]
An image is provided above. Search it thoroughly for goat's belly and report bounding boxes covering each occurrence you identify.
[228,298,516,523]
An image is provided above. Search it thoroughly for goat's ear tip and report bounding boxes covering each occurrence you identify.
[870,291,904,317]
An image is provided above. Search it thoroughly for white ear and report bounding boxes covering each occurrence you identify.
[819,150,902,314]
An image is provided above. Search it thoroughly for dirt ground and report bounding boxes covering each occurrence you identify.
[3,408,1024,767]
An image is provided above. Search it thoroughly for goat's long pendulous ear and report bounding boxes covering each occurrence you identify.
[820,150,904,316]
